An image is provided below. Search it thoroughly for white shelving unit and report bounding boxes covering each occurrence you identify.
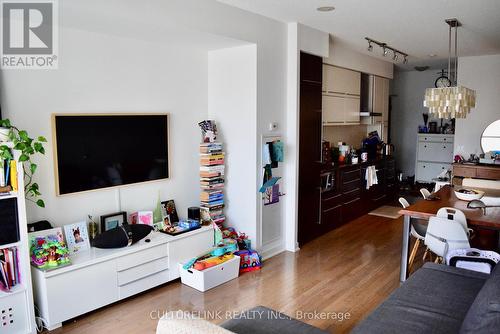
[0,145,36,334]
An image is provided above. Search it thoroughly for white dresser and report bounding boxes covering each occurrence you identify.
[31,227,214,330]
[415,134,454,182]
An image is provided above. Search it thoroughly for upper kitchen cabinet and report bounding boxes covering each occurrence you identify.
[322,64,361,125]
[323,65,361,95]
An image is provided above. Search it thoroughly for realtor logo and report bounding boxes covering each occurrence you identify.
[1,0,58,69]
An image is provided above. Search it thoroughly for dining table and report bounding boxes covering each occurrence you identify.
[398,185,500,282]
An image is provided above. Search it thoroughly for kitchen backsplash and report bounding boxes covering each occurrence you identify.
[323,124,369,149]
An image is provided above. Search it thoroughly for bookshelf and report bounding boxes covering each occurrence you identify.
[0,145,36,334]
[199,142,225,228]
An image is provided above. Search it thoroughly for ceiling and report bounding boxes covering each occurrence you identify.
[217,0,500,70]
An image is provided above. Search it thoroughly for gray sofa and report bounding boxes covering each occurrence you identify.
[353,262,500,333]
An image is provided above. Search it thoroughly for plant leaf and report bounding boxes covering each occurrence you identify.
[14,142,26,150]
[30,163,37,174]
[18,130,29,141]
[37,136,47,142]
[19,154,29,162]
[34,142,43,153]
[36,199,45,208]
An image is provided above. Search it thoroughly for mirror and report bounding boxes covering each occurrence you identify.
[481,119,500,153]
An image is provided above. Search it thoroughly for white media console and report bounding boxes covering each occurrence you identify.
[31,226,214,331]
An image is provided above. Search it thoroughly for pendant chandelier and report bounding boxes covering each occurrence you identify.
[423,19,476,119]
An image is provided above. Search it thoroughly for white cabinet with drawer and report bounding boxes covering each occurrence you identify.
[32,227,214,331]
[415,134,454,182]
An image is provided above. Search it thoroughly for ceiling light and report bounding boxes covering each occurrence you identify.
[317,6,335,12]
[403,56,408,64]
[392,52,398,61]
[367,42,373,52]
[423,18,476,119]
[428,54,437,58]
[382,47,388,57]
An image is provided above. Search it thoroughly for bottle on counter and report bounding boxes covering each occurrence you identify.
[351,151,359,164]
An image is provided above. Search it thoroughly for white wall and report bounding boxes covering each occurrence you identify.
[390,69,446,177]
[1,0,288,254]
[1,27,209,225]
[208,45,258,244]
[324,37,393,79]
[455,54,500,156]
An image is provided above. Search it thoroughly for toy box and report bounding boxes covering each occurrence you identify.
[179,255,240,292]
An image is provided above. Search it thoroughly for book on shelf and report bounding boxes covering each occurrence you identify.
[200,165,225,172]
[200,160,225,166]
[200,171,224,178]
[0,247,20,292]
[0,159,17,193]
[199,142,223,153]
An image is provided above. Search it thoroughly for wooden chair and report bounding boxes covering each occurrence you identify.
[399,197,432,271]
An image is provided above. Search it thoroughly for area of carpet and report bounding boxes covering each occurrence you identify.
[368,205,402,219]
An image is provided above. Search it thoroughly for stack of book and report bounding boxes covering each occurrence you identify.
[200,142,226,227]
[0,247,21,292]
[0,158,18,195]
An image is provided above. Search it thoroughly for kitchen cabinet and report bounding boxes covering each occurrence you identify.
[452,163,500,180]
[318,157,397,235]
[322,64,361,125]
[323,94,360,124]
[323,65,360,95]
[415,134,454,182]
[298,52,323,246]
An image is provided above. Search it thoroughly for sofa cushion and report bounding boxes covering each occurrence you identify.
[220,306,329,334]
[352,263,488,334]
[460,264,500,333]
[157,312,235,334]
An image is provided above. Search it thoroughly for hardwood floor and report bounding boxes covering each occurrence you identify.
[50,214,410,334]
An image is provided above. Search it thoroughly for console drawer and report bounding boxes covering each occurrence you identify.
[117,256,169,286]
[118,269,170,299]
[116,243,168,271]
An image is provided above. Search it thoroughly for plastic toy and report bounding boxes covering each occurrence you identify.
[193,254,234,271]
[30,235,71,270]
[235,249,262,273]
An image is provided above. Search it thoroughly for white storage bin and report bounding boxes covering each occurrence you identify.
[179,255,240,292]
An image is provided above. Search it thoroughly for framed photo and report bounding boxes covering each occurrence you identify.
[63,222,91,254]
[129,211,153,226]
[161,199,179,222]
[100,211,127,232]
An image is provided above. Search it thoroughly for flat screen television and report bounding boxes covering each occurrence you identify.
[53,114,169,195]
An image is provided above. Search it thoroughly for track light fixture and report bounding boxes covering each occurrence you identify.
[365,37,408,64]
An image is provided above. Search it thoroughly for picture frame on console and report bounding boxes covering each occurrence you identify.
[100,211,127,232]
[161,199,179,222]
[63,222,90,254]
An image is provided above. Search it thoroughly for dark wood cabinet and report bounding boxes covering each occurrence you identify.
[318,157,398,233]
[297,52,323,246]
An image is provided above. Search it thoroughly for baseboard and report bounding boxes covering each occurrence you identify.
[261,239,285,260]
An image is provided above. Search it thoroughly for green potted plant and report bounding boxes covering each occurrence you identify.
[0,119,47,207]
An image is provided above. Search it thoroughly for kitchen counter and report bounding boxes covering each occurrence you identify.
[321,155,393,172]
